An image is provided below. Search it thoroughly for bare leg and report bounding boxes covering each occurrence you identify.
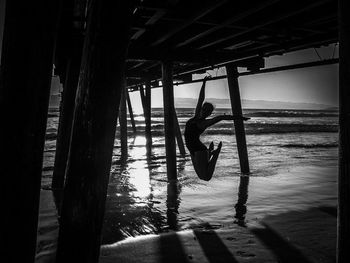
[192,142,222,181]
[205,141,222,180]
[209,142,214,157]
[191,150,209,180]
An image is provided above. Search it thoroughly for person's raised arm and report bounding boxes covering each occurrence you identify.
[198,114,250,130]
[194,77,209,117]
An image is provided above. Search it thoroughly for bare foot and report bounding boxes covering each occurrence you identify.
[212,141,222,155]
[209,141,214,153]
[217,141,222,153]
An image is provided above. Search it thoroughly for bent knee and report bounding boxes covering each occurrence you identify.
[197,170,212,181]
[199,175,211,181]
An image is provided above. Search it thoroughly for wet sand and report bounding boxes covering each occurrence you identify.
[99,207,336,263]
[36,165,337,262]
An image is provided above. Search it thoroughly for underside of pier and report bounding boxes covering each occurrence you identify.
[0,0,348,263]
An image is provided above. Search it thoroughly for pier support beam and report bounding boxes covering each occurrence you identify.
[120,80,128,159]
[226,65,250,174]
[126,91,137,134]
[338,0,350,262]
[162,61,177,181]
[55,1,135,262]
[0,1,60,262]
[234,176,249,226]
[140,82,152,150]
[139,85,146,109]
[145,80,152,149]
[52,38,83,189]
[174,111,186,156]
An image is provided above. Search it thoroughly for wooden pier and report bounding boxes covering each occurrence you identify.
[0,0,346,262]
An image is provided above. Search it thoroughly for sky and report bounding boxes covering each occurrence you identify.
[126,45,338,112]
[0,0,338,112]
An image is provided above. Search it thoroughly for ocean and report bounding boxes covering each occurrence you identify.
[40,107,338,249]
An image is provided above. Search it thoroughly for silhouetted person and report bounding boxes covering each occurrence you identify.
[184,77,249,181]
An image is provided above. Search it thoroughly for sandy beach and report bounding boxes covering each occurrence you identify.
[36,163,337,263]
[2,2,345,262]
[99,207,335,263]
[35,107,338,262]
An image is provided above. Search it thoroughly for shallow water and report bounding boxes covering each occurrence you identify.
[39,108,338,248]
[100,134,337,244]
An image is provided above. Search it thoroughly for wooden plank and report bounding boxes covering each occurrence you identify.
[0,0,60,262]
[226,65,250,174]
[175,0,279,48]
[132,0,179,40]
[337,0,350,261]
[146,9,167,25]
[151,0,228,46]
[127,31,337,89]
[127,58,338,90]
[198,0,332,50]
[162,61,177,181]
[128,44,259,63]
[55,1,135,262]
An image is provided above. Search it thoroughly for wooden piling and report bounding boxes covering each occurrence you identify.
[235,176,249,225]
[0,1,60,261]
[338,0,350,262]
[162,61,178,181]
[139,85,146,110]
[145,80,152,149]
[52,37,83,189]
[174,110,186,156]
[55,1,135,262]
[140,82,152,150]
[226,65,250,174]
[167,181,180,230]
[126,91,137,134]
[120,80,128,159]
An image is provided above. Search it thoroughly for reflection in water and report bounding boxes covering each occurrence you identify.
[128,160,152,199]
[177,157,187,176]
[166,181,181,231]
[128,135,137,150]
[102,136,185,244]
[234,175,249,227]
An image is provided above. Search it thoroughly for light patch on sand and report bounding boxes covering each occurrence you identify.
[128,164,151,199]
[127,136,152,199]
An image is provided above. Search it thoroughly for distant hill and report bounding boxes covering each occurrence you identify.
[175,97,336,110]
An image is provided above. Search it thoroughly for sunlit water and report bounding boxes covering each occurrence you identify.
[40,108,338,247]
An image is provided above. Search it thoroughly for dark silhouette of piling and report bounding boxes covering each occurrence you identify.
[52,38,83,189]
[174,110,186,156]
[126,90,137,134]
[338,0,350,262]
[162,61,177,181]
[226,64,250,175]
[0,1,60,262]
[120,80,128,159]
[55,1,135,262]
[140,81,152,150]
[145,80,152,149]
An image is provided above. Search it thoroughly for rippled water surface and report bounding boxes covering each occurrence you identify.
[40,108,338,247]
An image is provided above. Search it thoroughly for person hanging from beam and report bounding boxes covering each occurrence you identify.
[184,76,250,181]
